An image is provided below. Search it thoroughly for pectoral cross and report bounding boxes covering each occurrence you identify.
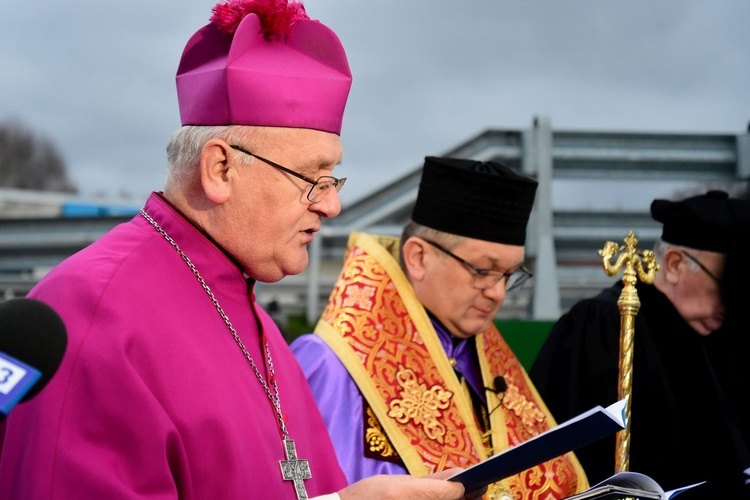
[280,438,312,500]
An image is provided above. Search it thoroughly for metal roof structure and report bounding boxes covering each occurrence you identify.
[301,116,749,322]
[2,116,748,325]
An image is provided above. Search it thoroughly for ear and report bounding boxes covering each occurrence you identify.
[200,140,234,204]
[661,248,684,285]
[402,237,429,282]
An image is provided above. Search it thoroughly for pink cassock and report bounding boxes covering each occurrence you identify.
[0,193,347,498]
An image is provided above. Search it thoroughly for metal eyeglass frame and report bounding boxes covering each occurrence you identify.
[682,251,721,285]
[422,239,533,291]
[230,145,346,203]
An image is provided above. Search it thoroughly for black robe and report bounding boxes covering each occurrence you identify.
[530,281,750,499]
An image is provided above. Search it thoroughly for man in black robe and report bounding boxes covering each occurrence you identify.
[530,190,750,498]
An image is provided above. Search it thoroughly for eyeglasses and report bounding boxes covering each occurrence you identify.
[230,145,346,203]
[422,239,533,291]
[682,251,721,285]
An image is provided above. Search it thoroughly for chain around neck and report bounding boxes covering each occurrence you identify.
[140,209,289,439]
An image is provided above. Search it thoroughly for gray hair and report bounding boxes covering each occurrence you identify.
[399,221,465,271]
[164,125,257,192]
[653,238,700,273]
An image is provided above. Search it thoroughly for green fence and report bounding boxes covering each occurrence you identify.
[496,320,555,371]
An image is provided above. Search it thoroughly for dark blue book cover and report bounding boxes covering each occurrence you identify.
[448,400,626,494]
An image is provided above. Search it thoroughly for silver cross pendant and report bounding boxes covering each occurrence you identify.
[279,438,312,500]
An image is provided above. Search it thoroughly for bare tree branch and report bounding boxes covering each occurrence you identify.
[0,119,78,193]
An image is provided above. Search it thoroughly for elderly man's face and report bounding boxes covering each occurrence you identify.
[217,127,344,283]
[411,238,526,339]
[668,249,726,336]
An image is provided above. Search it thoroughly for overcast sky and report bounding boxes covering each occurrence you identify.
[1,1,748,208]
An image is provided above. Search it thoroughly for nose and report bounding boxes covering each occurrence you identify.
[310,188,342,218]
[481,278,508,302]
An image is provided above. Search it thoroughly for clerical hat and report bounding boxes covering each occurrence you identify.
[651,190,743,253]
[176,0,352,135]
[411,156,538,245]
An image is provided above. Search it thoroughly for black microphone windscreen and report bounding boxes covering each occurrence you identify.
[493,375,507,393]
[0,298,67,401]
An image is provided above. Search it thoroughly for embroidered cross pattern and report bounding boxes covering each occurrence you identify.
[280,438,312,500]
[387,367,452,443]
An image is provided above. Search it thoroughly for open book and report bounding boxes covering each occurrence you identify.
[448,400,627,493]
[563,471,704,499]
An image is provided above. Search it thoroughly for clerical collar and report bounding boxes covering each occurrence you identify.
[244,277,257,302]
[425,311,484,401]
[425,311,470,354]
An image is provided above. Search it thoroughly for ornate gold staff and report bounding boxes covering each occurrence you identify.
[598,231,659,473]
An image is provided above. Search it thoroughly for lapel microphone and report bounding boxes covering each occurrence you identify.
[491,375,507,394]
[484,375,508,411]
[485,375,507,394]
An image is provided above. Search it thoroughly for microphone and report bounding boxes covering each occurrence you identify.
[0,298,67,418]
[485,375,507,395]
[491,375,507,394]
[485,375,508,415]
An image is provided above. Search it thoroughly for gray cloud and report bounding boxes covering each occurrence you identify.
[1,1,748,206]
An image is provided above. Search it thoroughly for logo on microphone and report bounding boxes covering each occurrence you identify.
[0,352,42,415]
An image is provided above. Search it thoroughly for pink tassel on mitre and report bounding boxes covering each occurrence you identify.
[210,0,310,40]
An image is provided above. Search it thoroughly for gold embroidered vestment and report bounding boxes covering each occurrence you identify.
[314,233,588,499]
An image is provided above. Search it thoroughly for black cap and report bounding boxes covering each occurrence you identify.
[651,190,744,253]
[411,156,538,245]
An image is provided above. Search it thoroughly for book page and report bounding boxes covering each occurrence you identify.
[448,399,626,493]
[565,471,705,500]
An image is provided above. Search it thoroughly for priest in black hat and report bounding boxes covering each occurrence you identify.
[530,190,750,499]
[292,156,591,499]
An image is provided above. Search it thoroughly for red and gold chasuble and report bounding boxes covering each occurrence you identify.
[314,233,588,500]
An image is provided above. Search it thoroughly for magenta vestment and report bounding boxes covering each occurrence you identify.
[0,193,347,499]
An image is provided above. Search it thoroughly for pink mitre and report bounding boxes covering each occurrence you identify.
[176,0,352,135]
